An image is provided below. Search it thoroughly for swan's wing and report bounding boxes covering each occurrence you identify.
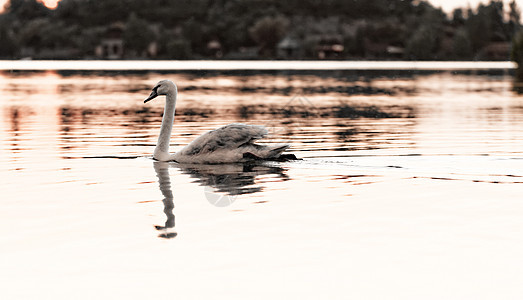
[181,123,268,155]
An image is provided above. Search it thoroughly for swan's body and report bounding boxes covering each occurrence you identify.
[144,80,290,164]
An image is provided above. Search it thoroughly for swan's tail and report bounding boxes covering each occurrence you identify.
[267,144,290,158]
[242,144,294,161]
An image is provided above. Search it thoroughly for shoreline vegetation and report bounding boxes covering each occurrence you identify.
[0,0,522,62]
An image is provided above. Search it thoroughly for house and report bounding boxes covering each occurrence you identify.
[316,36,344,59]
[207,39,223,58]
[95,23,125,59]
[363,39,404,59]
[277,36,301,58]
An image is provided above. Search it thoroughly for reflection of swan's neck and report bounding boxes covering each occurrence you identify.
[154,90,177,161]
[155,162,173,200]
[153,162,176,238]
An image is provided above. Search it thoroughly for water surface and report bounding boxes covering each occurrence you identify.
[1,69,523,299]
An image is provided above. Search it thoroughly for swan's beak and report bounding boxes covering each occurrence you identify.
[144,90,158,103]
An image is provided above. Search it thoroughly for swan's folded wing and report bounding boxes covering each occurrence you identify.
[181,123,268,155]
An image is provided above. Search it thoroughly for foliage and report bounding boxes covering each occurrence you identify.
[0,16,18,57]
[249,15,289,56]
[508,0,521,36]
[165,38,191,59]
[123,13,156,57]
[76,27,106,57]
[511,30,523,79]
[0,0,521,60]
[405,25,439,60]
[452,8,465,26]
[4,0,49,20]
[453,28,473,59]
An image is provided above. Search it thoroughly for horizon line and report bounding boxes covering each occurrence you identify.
[0,60,516,71]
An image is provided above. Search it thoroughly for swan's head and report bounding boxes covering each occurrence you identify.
[144,80,177,103]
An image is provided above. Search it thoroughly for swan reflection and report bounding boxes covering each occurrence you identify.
[153,161,177,239]
[176,162,290,199]
[151,161,290,237]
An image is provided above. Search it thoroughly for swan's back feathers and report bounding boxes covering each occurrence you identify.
[180,123,268,156]
[171,123,292,163]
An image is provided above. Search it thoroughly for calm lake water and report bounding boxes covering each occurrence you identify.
[1,66,523,299]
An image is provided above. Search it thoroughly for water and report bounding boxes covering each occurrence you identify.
[1,68,523,299]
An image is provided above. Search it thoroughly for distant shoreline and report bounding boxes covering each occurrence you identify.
[0,60,516,71]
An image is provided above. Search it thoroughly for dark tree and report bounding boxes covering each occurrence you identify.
[511,31,523,79]
[123,13,156,57]
[453,28,473,59]
[508,0,521,36]
[0,16,18,57]
[249,15,289,57]
[452,8,465,26]
[4,0,49,20]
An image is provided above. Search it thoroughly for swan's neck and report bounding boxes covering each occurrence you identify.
[154,92,177,161]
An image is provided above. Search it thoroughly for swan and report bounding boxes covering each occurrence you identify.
[144,80,291,164]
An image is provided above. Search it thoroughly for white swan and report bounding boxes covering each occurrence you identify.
[144,80,290,164]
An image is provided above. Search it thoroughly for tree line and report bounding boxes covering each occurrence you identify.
[0,0,521,60]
